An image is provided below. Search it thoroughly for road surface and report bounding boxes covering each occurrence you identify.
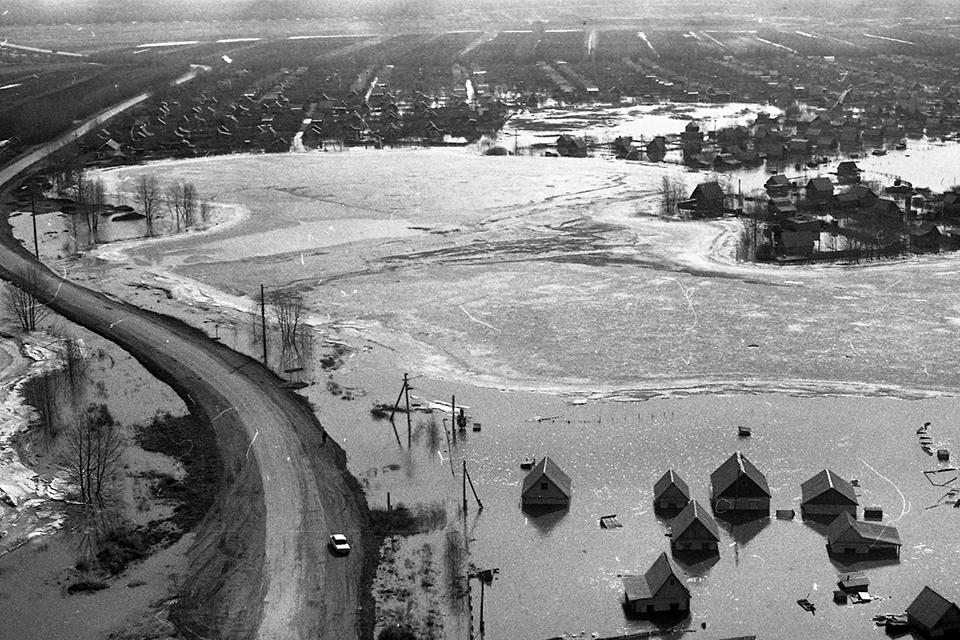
[0,76,371,639]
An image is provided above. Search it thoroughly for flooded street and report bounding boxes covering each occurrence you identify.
[18,145,960,639]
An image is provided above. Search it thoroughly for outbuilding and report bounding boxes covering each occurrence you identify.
[906,586,960,638]
[653,469,691,511]
[520,456,571,508]
[801,469,858,519]
[670,500,720,554]
[826,512,901,557]
[621,552,690,617]
[710,452,771,514]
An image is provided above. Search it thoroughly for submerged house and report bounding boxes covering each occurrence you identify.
[765,174,792,198]
[826,512,901,556]
[910,223,942,254]
[805,177,835,203]
[801,469,858,519]
[710,452,771,514]
[621,553,690,617]
[520,456,572,508]
[670,500,720,554]
[906,586,960,638]
[653,469,691,511]
[686,181,727,216]
[556,134,587,157]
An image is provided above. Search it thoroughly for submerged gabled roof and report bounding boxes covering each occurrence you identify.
[622,552,689,601]
[907,586,960,629]
[826,512,901,546]
[801,469,858,505]
[671,500,720,541]
[521,456,572,497]
[654,469,690,501]
[710,452,771,498]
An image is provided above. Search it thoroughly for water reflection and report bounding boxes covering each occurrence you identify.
[715,513,771,547]
[523,504,569,536]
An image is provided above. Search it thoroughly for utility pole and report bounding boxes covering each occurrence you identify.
[468,568,498,637]
[260,284,268,367]
[403,373,412,448]
[462,459,467,514]
[451,395,457,443]
[30,189,39,259]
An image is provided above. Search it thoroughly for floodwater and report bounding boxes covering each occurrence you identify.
[20,141,960,639]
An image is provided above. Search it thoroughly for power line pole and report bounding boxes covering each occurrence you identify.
[403,373,412,447]
[260,284,268,367]
[451,395,457,443]
[30,190,39,258]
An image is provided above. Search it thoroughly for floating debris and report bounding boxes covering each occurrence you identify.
[797,598,816,614]
[599,514,622,529]
[864,506,883,520]
[738,425,752,437]
[775,509,795,520]
[520,456,536,469]
[938,449,950,461]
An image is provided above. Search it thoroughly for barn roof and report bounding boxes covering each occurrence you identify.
[654,469,690,501]
[521,456,572,497]
[806,177,834,193]
[906,586,960,629]
[692,181,725,201]
[671,500,720,541]
[801,469,858,505]
[826,512,901,546]
[710,452,771,498]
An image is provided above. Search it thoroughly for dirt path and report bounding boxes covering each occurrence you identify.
[0,101,372,638]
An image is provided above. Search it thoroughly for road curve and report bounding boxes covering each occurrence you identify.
[0,114,371,639]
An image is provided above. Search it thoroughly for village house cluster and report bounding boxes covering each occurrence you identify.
[517,452,957,637]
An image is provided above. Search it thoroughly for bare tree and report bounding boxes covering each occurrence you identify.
[165,182,185,231]
[658,174,687,218]
[4,269,51,331]
[199,199,212,223]
[269,290,305,351]
[134,174,162,236]
[87,177,106,242]
[59,404,126,508]
[181,182,198,228]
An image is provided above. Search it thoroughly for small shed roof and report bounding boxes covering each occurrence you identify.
[765,174,791,188]
[801,469,858,505]
[671,500,720,541]
[906,586,960,630]
[521,456,572,498]
[654,469,690,501]
[826,512,901,546]
[710,452,771,498]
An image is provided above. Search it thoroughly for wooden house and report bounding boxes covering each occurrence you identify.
[943,192,960,216]
[826,512,901,556]
[621,553,690,617]
[646,136,667,162]
[670,500,720,553]
[520,456,571,508]
[681,121,703,159]
[906,586,960,638]
[653,469,690,511]
[910,223,942,254]
[710,452,771,514]
[556,134,587,158]
[688,181,727,215]
[805,177,834,203]
[837,161,861,184]
[768,197,797,218]
[800,469,858,518]
[764,174,792,198]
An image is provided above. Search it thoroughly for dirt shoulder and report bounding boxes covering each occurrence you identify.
[0,202,373,639]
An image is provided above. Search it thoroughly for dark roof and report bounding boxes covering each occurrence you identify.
[806,177,834,193]
[911,223,941,238]
[521,456,572,497]
[837,161,861,173]
[671,500,720,541]
[826,512,901,546]
[710,452,771,498]
[692,181,725,201]
[654,469,690,501]
[907,586,960,629]
[801,469,858,505]
[765,174,791,188]
[622,552,687,600]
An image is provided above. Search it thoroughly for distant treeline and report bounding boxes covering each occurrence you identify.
[1,0,949,26]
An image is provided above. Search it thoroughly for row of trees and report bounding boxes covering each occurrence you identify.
[133,174,211,236]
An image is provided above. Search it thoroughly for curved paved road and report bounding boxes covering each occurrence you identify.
[0,97,370,639]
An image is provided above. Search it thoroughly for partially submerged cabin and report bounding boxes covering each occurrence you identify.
[710,452,771,514]
[621,552,690,617]
[800,469,858,519]
[670,500,720,554]
[520,456,572,508]
[653,469,691,511]
[906,586,960,638]
[826,512,901,557]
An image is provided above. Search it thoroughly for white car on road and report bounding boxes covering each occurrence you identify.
[329,534,351,555]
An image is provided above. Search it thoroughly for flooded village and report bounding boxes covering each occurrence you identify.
[2,2,960,640]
